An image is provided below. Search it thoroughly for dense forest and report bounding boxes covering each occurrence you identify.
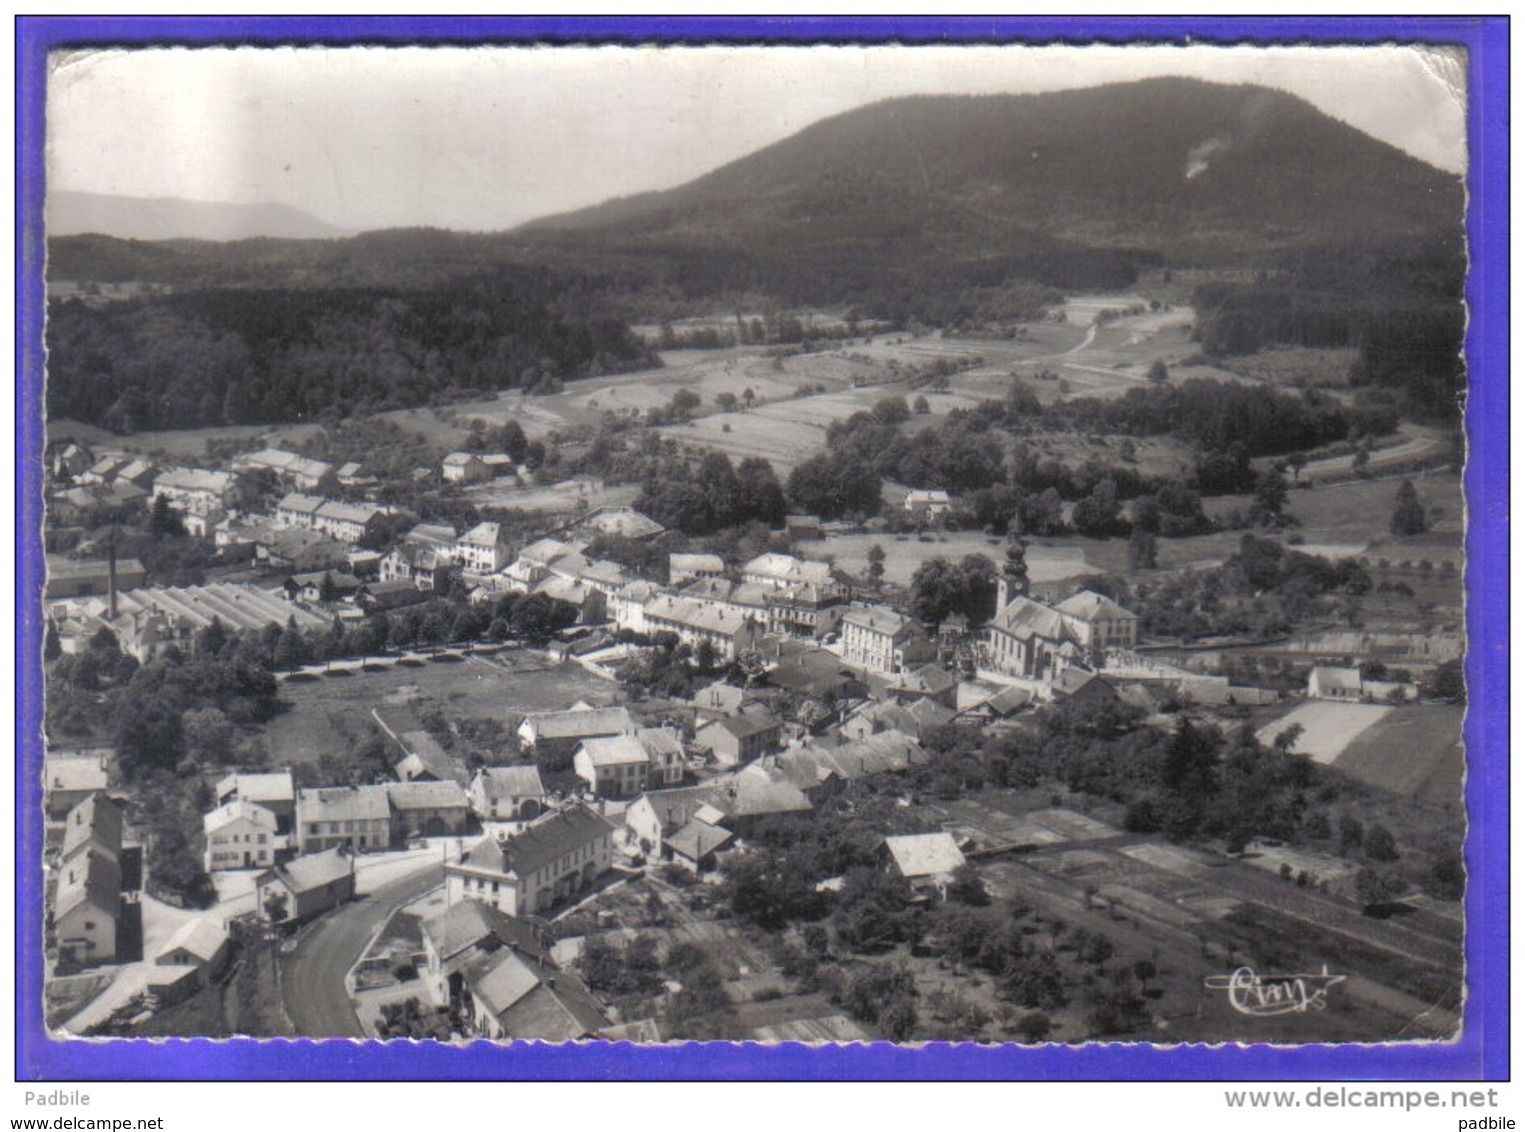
[1190,240,1467,423]
[45,267,656,431]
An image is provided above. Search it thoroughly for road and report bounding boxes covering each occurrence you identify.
[280,859,445,1038]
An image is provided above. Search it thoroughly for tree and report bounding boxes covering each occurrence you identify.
[1127,526,1157,570]
[1253,469,1289,523]
[1390,479,1428,536]
[1070,478,1122,538]
[1355,866,1405,915]
[1147,358,1170,384]
[1364,824,1400,862]
[1016,1011,1053,1043]
[947,864,990,906]
[866,543,886,590]
[149,495,185,539]
[912,395,931,415]
[1427,658,1465,703]
[44,621,62,662]
[1286,451,1309,483]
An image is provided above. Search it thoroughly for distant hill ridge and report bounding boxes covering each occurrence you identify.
[47,191,352,242]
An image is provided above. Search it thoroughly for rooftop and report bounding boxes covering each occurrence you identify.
[883,832,966,879]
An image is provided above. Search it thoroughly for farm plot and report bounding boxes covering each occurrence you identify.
[1330,704,1464,804]
[258,650,622,769]
[1253,701,1393,765]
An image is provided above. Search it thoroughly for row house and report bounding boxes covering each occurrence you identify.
[294,782,473,854]
[152,468,234,517]
[840,605,935,675]
[234,448,333,490]
[274,493,390,545]
[445,804,617,918]
[642,594,764,662]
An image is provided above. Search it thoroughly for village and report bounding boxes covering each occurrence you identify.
[39,311,1467,1045]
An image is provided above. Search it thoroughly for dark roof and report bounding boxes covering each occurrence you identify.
[458,805,616,879]
[421,898,547,965]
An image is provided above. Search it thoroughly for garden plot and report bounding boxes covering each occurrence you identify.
[1253,701,1393,765]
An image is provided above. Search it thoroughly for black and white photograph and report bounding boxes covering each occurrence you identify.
[33,36,1473,1054]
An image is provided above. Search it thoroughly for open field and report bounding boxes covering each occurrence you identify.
[1331,703,1465,806]
[1206,470,1464,560]
[1253,700,1393,764]
[460,477,640,514]
[798,531,1096,587]
[257,650,620,768]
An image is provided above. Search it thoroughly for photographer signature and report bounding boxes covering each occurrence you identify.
[1204,965,1346,1016]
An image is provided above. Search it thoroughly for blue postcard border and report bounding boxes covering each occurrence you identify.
[15,15,1509,1082]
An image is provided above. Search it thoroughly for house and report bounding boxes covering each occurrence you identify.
[256,847,356,925]
[444,804,617,918]
[765,581,845,639]
[1051,668,1121,708]
[468,765,547,823]
[840,605,935,674]
[716,763,814,829]
[234,448,333,490]
[203,800,283,872]
[261,528,350,574]
[642,594,764,662]
[43,751,110,821]
[386,781,474,841]
[295,785,392,854]
[551,506,665,543]
[841,697,955,742]
[53,796,128,968]
[785,514,823,542]
[694,710,782,768]
[461,947,607,1042]
[442,452,491,483]
[152,468,234,516]
[625,786,727,859]
[637,727,686,788]
[282,570,362,604]
[155,918,231,978]
[336,462,373,488]
[573,735,653,798]
[213,773,296,835]
[53,846,122,967]
[357,579,431,615]
[377,542,455,591]
[773,731,929,796]
[518,705,638,762]
[1307,665,1416,704]
[881,832,966,894]
[904,489,953,520]
[45,556,147,600]
[890,663,961,708]
[668,553,726,586]
[741,552,836,592]
[608,580,662,634]
[689,681,757,722]
[419,898,549,1009]
[664,817,734,875]
[454,522,512,575]
[1054,590,1140,656]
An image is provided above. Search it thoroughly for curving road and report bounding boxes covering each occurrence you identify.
[280,860,445,1037]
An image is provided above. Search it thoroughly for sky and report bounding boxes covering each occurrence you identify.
[45,42,1469,234]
